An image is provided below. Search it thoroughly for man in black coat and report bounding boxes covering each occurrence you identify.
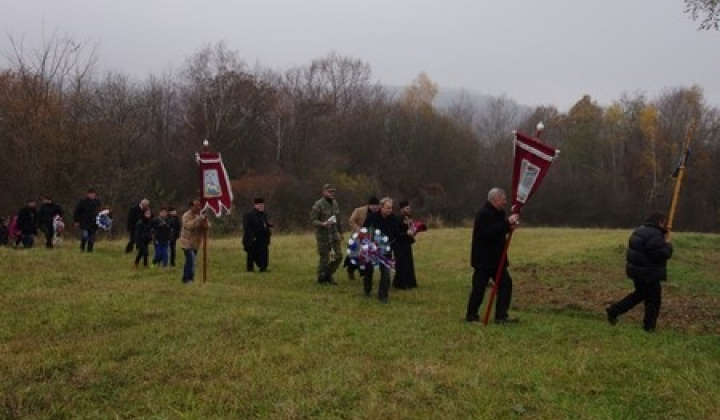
[17,199,38,248]
[362,197,403,303]
[125,199,150,253]
[73,188,102,252]
[38,195,63,248]
[606,212,673,331]
[466,188,520,324]
[242,198,272,272]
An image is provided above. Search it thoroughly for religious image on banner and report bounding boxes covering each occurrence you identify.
[196,151,233,217]
[203,169,222,198]
[511,130,560,213]
[516,159,541,204]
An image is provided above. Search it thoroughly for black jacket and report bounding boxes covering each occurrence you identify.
[470,201,511,270]
[168,216,181,241]
[73,197,102,231]
[134,218,153,245]
[626,220,673,283]
[38,202,63,228]
[17,206,38,235]
[363,211,404,252]
[127,204,143,232]
[151,217,172,243]
[242,209,271,249]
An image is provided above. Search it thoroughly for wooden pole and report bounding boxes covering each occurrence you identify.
[482,230,514,325]
[667,121,695,232]
[202,224,208,283]
[201,139,209,284]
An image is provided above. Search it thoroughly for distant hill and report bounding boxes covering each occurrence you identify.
[385,85,533,117]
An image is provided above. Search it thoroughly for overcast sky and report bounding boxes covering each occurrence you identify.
[2,0,718,111]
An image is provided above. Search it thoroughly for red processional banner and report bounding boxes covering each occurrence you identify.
[511,130,560,214]
[196,151,234,217]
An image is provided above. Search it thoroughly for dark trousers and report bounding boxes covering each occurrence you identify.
[363,265,391,301]
[80,229,96,252]
[245,244,269,272]
[125,231,136,253]
[42,225,53,247]
[134,241,150,266]
[466,266,513,321]
[169,240,177,266]
[608,279,662,331]
[21,234,35,248]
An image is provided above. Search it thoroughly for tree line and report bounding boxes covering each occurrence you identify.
[1,38,719,233]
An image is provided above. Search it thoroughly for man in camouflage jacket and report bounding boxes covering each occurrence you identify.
[310,184,343,284]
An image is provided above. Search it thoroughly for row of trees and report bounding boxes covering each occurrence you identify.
[1,37,719,233]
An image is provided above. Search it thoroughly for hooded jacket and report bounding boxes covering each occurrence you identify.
[625,219,673,283]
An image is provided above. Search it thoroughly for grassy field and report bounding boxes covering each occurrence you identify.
[1,228,719,420]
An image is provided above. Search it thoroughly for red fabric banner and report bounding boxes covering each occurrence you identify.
[196,151,234,217]
[511,131,559,214]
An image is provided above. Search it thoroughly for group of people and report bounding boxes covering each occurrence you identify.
[1,191,104,250]
[4,182,674,331]
[309,183,419,303]
[462,187,673,331]
[1,196,64,249]
[309,182,673,331]
[241,182,671,331]
[123,199,181,269]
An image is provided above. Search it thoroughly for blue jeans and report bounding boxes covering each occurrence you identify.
[182,248,197,282]
[153,241,169,267]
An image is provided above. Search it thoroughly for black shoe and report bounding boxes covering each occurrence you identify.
[494,317,520,324]
[326,276,338,285]
[317,276,327,284]
[466,316,481,323]
[606,308,618,326]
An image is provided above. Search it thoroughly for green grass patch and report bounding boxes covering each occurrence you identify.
[1,228,719,419]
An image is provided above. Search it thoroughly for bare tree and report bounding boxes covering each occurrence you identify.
[685,0,720,30]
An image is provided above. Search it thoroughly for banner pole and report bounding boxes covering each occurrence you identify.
[202,227,208,283]
[201,139,209,284]
[482,229,514,325]
[667,121,695,232]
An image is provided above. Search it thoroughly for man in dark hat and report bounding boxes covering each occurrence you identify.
[393,200,418,289]
[73,188,102,252]
[17,199,38,248]
[38,195,63,248]
[346,195,381,279]
[310,183,343,284]
[243,197,272,272]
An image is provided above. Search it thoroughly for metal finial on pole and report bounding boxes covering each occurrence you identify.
[536,121,545,139]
